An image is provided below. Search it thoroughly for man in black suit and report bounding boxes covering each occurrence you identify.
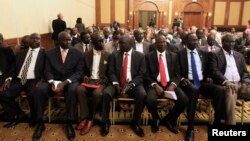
[133,29,150,54]
[101,35,147,137]
[32,31,83,141]
[0,33,45,128]
[145,34,188,134]
[200,34,221,53]
[75,32,110,135]
[209,34,250,125]
[178,33,225,141]
[52,13,67,47]
[0,33,15,87]
[196,28,208,46]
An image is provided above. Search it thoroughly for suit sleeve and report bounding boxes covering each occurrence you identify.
[130,53,146,86]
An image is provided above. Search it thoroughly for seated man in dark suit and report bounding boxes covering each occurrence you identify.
[209,34,250,125]
[32,31,84,141]
[0,33,45,127]
[145,34,188,134]
[101,35,147,137]
[178,33,226,141]
[75,32,110,135]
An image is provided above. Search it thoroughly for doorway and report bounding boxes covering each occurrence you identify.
[139,11,157,29]
[183,12,202,28]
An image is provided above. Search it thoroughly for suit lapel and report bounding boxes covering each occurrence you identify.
[233,51,241,72]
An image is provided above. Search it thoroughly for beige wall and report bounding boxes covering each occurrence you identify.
[115,0,126,24]
[214,2,226,25]
[242,1,250,26]
[0,0,95,39]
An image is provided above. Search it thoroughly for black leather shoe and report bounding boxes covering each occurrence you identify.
[130,123,145,137]
[32,123,45,141]
[151,119,160,133]
[185,129,194,141]
[101,122,110,136]
[66,124,75,141]
[165,121,179,134]
[3,113,27,128]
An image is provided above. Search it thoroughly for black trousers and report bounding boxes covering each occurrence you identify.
[102,84,146,125]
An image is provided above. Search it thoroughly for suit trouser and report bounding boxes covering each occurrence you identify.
[102,84,146,125]
[0,79,37,119]
[33,82,78,122]
[146,86,189,124]
[76,85,103,120]
[181,82,225,128]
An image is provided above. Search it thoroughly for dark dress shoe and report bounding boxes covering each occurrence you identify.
[66,124,75,140]
[101,122,110,136]
[185,129,194,141]
[3,113,27,128]
[32,123,45,141]
[130,123,145,137]
[80,120,93,135]
[151,119,160,133]
[165,121,179,134]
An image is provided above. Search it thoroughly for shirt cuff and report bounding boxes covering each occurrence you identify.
[5,77,12,82]
[151,82,157,87]
[67,79,72,84]
[222,80,229,85]
[171,82,177,87]
[112,82,119,85]
[48,80,54,84]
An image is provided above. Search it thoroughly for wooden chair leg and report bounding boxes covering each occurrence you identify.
[241,99,245,125]
[48,97,51,123]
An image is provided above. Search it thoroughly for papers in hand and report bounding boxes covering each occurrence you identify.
[81,82,101,89]
[53,80,61,90]
[164,91,177,100]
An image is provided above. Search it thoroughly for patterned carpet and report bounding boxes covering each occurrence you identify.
[0,122,208,141]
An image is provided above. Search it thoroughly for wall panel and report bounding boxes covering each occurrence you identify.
[242,1,250,26]
[213,2,226,25]
[115,0,126,24]
[101,0,111,23]
[228,2,240,25]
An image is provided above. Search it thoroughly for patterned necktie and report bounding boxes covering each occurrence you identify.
[120,53,128,88]
[61,49,67,63]
[20,49,34,85]
[190,51,200,88]
[159,54,167,87]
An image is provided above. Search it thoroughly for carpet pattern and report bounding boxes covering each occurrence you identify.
[0,122,208,141]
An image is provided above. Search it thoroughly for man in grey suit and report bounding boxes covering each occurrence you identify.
[32,31,84,141]
[200,34,220,53]
[75,32,110,135]
[209,34,250,125]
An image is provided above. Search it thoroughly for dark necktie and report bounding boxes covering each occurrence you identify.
[159,54,167,87]
[85,44,88,52]
[120,53,128,88]
[190,51,200,88]
[20,49,34,85]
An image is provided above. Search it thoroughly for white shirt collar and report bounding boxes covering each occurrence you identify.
[124,48,133,56]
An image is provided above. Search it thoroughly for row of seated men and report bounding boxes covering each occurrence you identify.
[0,28,250,141]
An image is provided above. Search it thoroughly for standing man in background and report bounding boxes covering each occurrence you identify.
[52,13,66,47]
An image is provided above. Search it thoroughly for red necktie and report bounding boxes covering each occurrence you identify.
[159,54,167,87]
[120,53,128,88]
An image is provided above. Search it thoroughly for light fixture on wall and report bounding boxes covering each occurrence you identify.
[174,12,179,16]
[129,11,133,16]
[208,12,212,17]
[163,11,167,16]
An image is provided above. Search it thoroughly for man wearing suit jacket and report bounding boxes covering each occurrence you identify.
[101,35,147,137]
[145,34,189,134]
[74,31,92,53]
[52,13,66,47]
[0,33,45,128]
[178,33,225,141]
[200,34,221,53]
[196,28,208,46]
[75,32,110,135]
[32,31,83,141]
[104,30,121,54]
[133,29,150,54]
[0,33,15,86]
[209,34,250,125]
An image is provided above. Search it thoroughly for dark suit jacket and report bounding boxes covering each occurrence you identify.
[9,48,45,80]
[0,47,15,84]
[145,50,181,86]
[178,48,210,80]
[209,49,249,85]
[133,41,150,54]
[45,46,83,82]
[74,42,93,53]
[52,18,66,40]
[199,38,208,46]
[108,50,146,86]
[84,49,110,81]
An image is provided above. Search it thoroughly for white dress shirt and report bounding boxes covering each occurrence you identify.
[223,50,240,82]
[91,49,101,79]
